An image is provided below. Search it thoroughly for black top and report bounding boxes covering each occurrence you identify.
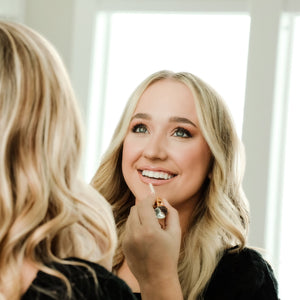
[22,257,136,300]
[204,248,278,299]
[134,248,279,300]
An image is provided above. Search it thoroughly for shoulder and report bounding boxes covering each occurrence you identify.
[62,258,136,300]
[23,257,136,300]
[203,248,279,300]
[216,247,273,276]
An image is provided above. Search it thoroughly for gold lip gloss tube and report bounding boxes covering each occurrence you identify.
[149,183,168,219]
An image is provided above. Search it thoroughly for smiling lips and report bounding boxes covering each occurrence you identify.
[141,169,176,180]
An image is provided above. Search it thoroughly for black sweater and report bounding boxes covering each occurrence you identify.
[133,248,279,300]
[203,248,278,299]
[22,248,278,299]
[22,257,136,300]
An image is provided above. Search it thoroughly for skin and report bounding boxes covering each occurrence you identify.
[120,79,212,298]
[122,79,212,232]
[123,196,183,300]
[21,260,38,294]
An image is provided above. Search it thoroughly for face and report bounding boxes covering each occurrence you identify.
[122,79,212,214]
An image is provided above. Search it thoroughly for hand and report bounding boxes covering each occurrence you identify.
[123,194,183,299]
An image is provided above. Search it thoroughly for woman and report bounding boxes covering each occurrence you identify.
[0,20,136,300]
[91,70,279,299]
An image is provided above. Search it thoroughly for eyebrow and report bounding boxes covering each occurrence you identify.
[131,113,197,127]
[169,116,197,128]
[131,113,151,120]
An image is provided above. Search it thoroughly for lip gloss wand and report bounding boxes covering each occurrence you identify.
[148,183,168,220]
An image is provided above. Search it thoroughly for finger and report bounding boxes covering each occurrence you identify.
[123,207,140,258]
[125,205,142,233]
[135,183,155,205]
[135,194,161,229]
[162,200,181,235]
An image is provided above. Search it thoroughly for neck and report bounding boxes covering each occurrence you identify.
[21,259,38,294]
[173,202,195,237]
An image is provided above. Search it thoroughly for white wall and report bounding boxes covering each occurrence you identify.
[24,0,75,71]
[23,0,96,121]
[0,0,24,20]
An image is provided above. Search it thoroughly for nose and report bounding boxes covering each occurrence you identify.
[143,132,168,160]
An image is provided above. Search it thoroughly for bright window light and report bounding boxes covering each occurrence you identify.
[86,12,250,180]
[278,16,300,300]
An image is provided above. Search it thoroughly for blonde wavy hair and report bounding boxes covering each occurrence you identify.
[91,70,249,299]
[0,21,117,300]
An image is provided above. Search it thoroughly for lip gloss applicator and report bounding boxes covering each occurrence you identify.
[149,183,168,219]
[149,182,155,195]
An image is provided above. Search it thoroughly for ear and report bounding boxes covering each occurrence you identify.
[208,172,212,179]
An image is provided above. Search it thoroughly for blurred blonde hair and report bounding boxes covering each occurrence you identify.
[0,21,117,300]
[91,70,249,299]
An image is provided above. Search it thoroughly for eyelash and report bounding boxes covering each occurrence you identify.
[132,123,148,133]
[131,123,192,139]
[173,127,192,138]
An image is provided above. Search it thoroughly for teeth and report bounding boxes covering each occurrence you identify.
[142,170,174,180]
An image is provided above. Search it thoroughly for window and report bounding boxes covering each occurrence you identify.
[277,15,300,300]
[85,12,250,180]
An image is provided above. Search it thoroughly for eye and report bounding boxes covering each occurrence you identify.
[132,123,149,134]
[173,127,192,138]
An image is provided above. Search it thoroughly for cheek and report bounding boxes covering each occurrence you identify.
[181,148,212,199]
[121,138,144,200]
[180,145,212,176]
[121,137,140,179]
[121,138,131,175]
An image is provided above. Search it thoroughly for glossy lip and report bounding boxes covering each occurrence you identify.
[137,167,177,186]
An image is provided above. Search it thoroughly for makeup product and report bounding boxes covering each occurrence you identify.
[149,183,168,219]
[153,197,168,219]
[149,182,155,195]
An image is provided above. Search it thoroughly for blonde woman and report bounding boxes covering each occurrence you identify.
[91,70,279,299]
[0,20,138,300]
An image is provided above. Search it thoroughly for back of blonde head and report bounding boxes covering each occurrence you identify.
[0,21,116,299]
[92,70,249,300]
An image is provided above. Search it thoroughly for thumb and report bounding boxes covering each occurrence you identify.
[163,199,181,236]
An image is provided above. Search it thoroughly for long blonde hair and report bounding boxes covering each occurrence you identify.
[0,21,117,300]
[91,70,249,299]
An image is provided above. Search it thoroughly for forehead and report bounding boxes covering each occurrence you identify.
[134,79,198,117]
